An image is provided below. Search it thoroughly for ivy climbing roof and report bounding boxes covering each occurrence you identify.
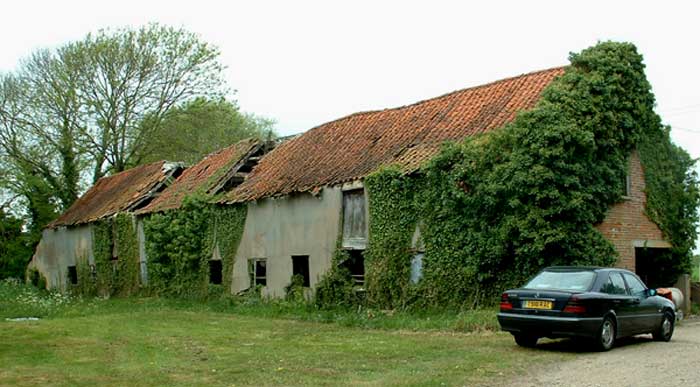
[224,67,565,203]
[48,161,182,228]
[138,138,264,214]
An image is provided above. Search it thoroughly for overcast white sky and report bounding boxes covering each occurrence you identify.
[1,0,698,154]
[2,1,699,209]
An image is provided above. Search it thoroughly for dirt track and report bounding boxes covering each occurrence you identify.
[501,318,700,387]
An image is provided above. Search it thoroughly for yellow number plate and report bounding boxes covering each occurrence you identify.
[524,300,553,310]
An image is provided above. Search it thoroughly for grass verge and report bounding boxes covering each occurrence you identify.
[0,279,572,386]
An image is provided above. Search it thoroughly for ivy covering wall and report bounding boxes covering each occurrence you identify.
[364,168,421,309]
[638,127,700,285]
[73,213,140,297]
[143,197,247,297]
[361,41,699,309]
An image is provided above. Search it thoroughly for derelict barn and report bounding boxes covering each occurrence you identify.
[29,66,672,298]
[28,161,184,290]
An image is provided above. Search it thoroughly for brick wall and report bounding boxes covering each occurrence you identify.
[595,151,670,271]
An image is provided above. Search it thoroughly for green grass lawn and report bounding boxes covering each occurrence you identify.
[0,280,573,386]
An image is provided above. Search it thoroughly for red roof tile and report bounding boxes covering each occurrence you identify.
[139,138,262,214]
[49,161,179,228]
[226,67,565,202]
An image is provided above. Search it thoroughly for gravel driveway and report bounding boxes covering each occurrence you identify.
[502,318,700,387]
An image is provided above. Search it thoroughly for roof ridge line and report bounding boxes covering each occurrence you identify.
[95,160,166,181]
[297,65,567,135]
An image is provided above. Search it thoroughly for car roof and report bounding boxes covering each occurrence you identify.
[543,266,634,274]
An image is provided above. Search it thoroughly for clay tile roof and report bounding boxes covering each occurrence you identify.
[49,161,179,228]
[138,138,262,214]
[226,67,565,203]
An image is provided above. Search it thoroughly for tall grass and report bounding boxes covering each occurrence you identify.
[0,279,499,332]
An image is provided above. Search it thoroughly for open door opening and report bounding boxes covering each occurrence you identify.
[340,250,365,288]
[635,247,676,288]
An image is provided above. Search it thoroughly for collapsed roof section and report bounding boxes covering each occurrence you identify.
[48,161,183,228]
[138,138,275,214]
[224,67,565,203]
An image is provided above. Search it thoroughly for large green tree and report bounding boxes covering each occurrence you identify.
[0,23,245,233]
[0,67,73,233]
[136,97,275,165]
[65,24,229,179]
[0,209,33,279]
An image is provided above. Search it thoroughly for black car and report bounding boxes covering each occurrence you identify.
[497,266,676,351]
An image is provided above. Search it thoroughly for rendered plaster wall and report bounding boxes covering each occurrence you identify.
[30,224,94,290]
[232,187,343,297]
[596,151,670,270]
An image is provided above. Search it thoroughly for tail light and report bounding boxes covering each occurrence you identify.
[563,296,586,314]
[500,293,513,311]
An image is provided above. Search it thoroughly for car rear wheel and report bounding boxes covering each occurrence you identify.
[652,311,674,342]
[596,316,616,351]
[513,333,538,348]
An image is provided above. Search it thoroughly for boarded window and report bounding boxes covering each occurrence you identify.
[209,260,222,285]
[140,261,148,285]
[292,255,310,287]
[67,265,78,285]
[138,220,148,285]
[622,171,632,197]
[248,259,267,286]
[342,189,367,249]
[340,250,365,287]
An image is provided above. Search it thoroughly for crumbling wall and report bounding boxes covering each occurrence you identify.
[232,187,343,297]
[29,224,94,290]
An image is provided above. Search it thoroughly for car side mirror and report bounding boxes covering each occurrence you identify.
[647,288,657,297]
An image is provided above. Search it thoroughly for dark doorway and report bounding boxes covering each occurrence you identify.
[340,250,365,287]
[209,260,222,285]
[67,265,78,285]
[292,255,310,287]
[635,247,676,288]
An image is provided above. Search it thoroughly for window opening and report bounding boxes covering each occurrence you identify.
[340,250,365,287]
[622,171,632,197]
[600,272,627,295]
[209,260,222,285]
[248,258,267,286]
[623,273,647,297]
[291,255,310,287]
[342,189,367,248]
[67,265,78,285]
[410,253,424,284]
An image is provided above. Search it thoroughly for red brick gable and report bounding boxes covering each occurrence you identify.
[595,151,670,270]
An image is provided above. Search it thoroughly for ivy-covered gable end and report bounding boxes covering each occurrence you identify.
[361,41,699,309]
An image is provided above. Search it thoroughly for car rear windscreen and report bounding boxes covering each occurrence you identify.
[524,270,595,291]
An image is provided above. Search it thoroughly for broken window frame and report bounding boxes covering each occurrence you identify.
[339,249,365,288]
[248,258,267,287]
